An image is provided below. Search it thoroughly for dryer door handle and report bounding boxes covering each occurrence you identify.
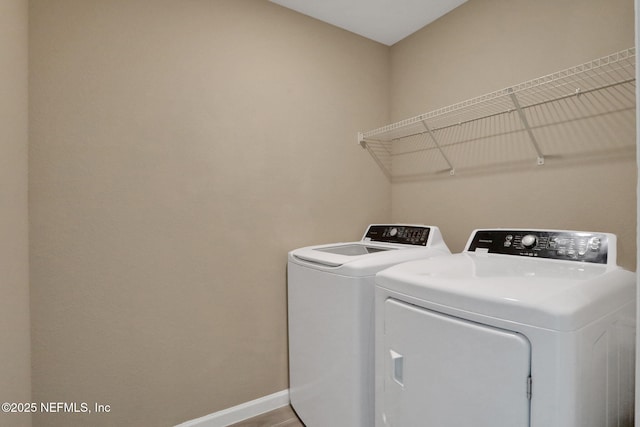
[390,350,404,387]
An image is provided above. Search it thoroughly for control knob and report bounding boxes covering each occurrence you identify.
[521,234,537,249]
[389,228,398,237]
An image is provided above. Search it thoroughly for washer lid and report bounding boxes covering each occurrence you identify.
[314,244,393,256]
[290,242,449,276]
[376,253,635,331]
[288,225,451,276]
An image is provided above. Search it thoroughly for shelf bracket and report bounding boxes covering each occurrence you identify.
[422,121,455,175]
[357,132,367,148]
[508,89,545,165]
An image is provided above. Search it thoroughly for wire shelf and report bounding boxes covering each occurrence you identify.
[359,47,636,180]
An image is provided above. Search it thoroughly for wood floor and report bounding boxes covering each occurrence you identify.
[227,405,304,427]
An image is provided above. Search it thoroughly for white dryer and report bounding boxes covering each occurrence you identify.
[288,224,451,427]
[375,229,636,427]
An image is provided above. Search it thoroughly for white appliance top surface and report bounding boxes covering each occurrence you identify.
[289,225,451,276]
[290,241,450,276]
[314,243,394,256]
[376,252,635,331]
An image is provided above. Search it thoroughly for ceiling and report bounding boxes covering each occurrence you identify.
[269,0,468,46]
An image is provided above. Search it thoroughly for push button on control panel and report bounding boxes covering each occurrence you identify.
[503,235,513,247]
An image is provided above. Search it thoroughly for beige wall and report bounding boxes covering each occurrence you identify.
[636,0,640,415]
[27,0,638,425]
[29,1,390,426]
[0,0,31,426]
[389,0,637,269]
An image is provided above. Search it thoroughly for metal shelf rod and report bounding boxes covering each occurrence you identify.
[422,121,455,175]
[508,89,545,165]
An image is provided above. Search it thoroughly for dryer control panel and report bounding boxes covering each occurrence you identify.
[467,229,609,264]
[364,225,431,246]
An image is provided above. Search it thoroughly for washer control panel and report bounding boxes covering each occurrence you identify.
[364,225,431,246]
[467,229,609,264]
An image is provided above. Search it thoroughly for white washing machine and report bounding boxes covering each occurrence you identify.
[375,228,636,427]
[288,224,451,427]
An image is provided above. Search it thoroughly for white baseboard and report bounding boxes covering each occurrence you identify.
[175,389,290,427]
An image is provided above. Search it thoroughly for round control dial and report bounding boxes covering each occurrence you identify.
[521,234,537,249]
[389,228,398,237]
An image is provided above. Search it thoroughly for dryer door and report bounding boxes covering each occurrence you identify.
[382,299,531,427]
